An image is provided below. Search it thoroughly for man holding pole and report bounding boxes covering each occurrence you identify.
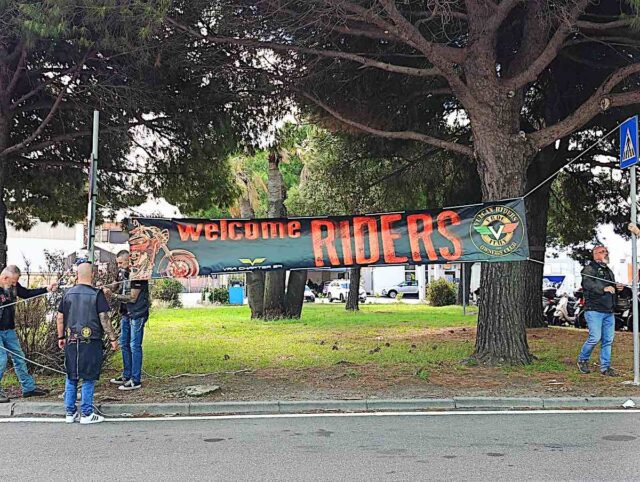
[577,246,624,376]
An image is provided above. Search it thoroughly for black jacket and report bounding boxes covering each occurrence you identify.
[581,261,616,313]
[0,283,47,330]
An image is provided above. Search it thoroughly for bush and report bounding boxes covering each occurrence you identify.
[212,287,229,304]
[427,278,457,307]
[151,278,183,308]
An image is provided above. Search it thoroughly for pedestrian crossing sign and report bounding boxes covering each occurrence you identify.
[620,116,639,169]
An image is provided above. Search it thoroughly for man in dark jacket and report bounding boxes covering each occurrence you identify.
[104,250,149,392]
[57,263,118,424]
[578,245,624,376]
[0,265,57,402]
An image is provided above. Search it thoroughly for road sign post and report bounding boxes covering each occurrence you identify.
[87,111,99,264]
[620,115,639,386]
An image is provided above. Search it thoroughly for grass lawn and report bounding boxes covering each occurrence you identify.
[141,304,478,375]
[8,304,639,401]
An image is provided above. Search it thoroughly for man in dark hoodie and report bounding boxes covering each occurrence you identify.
[0,265,57,402]
[578,246,624,376]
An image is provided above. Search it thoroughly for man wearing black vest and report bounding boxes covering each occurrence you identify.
[104,250,149,391]
[57,263,118,424]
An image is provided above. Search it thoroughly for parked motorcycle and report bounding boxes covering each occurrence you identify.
[573,289,587,329]
[542,288,558,326]
[553,293,577,326]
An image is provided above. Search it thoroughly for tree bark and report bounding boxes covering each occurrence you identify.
[263,151,287,319]
[239,198,265,318]
[284,270,307,318]
[470,113,535,365]
[522,149,555,328]
[346,267,361,311]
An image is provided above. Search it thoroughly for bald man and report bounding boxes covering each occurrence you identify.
[57,264,118,424]
[0,265,57,403]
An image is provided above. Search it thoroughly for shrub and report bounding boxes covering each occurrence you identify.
[427,278,457,307]
[212,287,229,304]
[151,278,183,308]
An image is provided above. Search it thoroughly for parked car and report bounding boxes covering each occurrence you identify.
[321,281,332,296]
[327,280,367,303]
[304,286,316,303]
[381,280,419,298]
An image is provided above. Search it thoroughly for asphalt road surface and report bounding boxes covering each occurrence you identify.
[1,411,639,481]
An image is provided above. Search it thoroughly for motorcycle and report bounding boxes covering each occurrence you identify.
[542,288,558,326]
[553,293,578,326]
[572,289,587,329]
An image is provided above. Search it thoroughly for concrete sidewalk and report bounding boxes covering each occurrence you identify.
[1,396,639,418]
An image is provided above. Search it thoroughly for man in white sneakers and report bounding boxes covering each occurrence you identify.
[105,250,149,392]
[57,263,118,424]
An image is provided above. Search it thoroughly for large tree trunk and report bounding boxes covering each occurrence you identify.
[263,151,287,319]
[284,270,307,318]
[239,198,265,318]
[522,149,556,328]
[346,267,361,311]
[470,117,535,365]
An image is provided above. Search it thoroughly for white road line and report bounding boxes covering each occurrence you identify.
[0,409,639,423]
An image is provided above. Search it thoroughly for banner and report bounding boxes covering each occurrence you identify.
[128,199,529,280]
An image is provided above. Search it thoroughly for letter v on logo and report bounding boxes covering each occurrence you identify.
[488,225,504,239]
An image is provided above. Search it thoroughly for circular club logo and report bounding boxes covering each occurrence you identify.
[470,205,524,257]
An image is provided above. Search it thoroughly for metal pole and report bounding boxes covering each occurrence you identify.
[631,165,639,385]
[87,111,99,263]
[462,263,467,315]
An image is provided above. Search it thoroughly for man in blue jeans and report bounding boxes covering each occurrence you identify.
[578,245,624,376]
[0,265,57,403]
[57,263,118,424]
[105,250,149,391]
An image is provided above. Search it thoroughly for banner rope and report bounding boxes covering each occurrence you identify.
[523,123,621,200]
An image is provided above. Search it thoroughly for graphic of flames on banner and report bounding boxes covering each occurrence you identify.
[128,200,530,280]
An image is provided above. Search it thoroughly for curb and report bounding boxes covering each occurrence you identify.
[2,397,640,418]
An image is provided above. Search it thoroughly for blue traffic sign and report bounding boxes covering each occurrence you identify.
[620,116,639,169]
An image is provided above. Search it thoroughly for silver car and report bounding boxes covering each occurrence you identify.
[382,280,419,298]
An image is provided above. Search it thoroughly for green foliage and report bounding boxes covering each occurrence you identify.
[427,279,457,307]
[151,279,183,308]
[212,287,229,304]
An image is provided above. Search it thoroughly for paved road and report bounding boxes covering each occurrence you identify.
[1,412,639,481]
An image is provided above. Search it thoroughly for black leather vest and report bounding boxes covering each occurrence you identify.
[62,284,102,340]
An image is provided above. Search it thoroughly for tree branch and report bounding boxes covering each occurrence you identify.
[9,62,86,111]
[301,92,473,157]
[530,62,640,149]
[6,45,27,98]
[503,0,591,91]
[576,18,635,31]
[167,17,441,78]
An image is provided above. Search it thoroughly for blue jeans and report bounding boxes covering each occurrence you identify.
[0,329,36,393]
[579,311,615,371]
[64,378,96,416]
[120,316,146,384]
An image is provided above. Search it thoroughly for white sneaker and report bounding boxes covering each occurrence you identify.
[118,380,141,391]
[80,413,105,424]
[65,412,80,423]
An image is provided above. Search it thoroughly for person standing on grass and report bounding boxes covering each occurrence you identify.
[577,245,624,376]
[0,265,57,403]
[57,263,118,424]
[104,250,149,391]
